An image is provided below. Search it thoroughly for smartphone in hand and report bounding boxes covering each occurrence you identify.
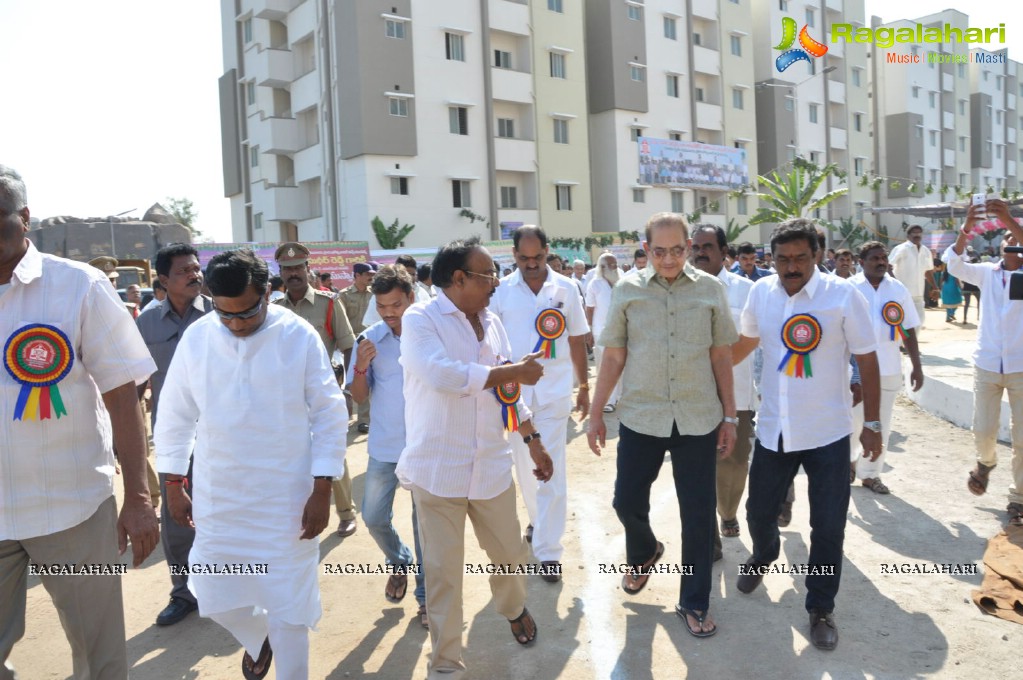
[972,193,987,219]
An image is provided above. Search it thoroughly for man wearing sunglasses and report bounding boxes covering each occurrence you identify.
[155,248,346,679]
[273,242,359,538]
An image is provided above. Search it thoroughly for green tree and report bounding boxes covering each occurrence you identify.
[724,218,748,243]
[747,160,848,226]
[165,196,200,236]
[830,216,869,249]
[371,216,415,249]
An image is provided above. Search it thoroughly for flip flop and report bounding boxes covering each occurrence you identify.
[385,573,408,602]
[621,541,665,595]
[509,607,538,645]
[720,519,740,538]
[676,605,718,638]
[968,463,994,496]
[241,637,272,680]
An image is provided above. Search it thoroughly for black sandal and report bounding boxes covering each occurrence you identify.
[241,637,272,680]
[675,605,717,638]
[509,608,538,645]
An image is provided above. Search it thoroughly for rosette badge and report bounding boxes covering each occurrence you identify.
[533,308,566,359]
[777,314,822,378]
[882,301,908,342]
[4,324,75,420]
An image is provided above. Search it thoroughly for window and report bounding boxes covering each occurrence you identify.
[452,180,471,207]
[250,146,259,167]
[998,145,1003,159]
[550,52,566,79]
[911,46,919,57]
[959,100,966,115]
[987,104,993,118]
[931,169,939,184]
[670,132,682,141]
[498,118,515,138]
[853,113,863,132]
[388,97,408,117]
[983,71,989,81]
[997,110,1003,124]
[734,141,746,150]
[445,33,464,61]
[633,189,646,203]
[809,151,819,164]
[628,5,642,21]
[553,118,569,144]
[809,104,818,123]
[670,191,684,212]
[958,63,966,78]
[779,0,787,10]
[449,106,468,135]
[960,173,967,186]
[737,195,748,215]
[664,17,677,40]
[390,177,409,195]
[695,87,705,102]
[959,136,966,152]
[630,65,645,82]
[243,18,252,43]
[500,186,518,208]
[667,75,679,98]
[556,185,572,210]
[912,86,920,98]
[805,8,814,27]
[732,88,744,110]
[730,35,742,57]
[809,59,815,75]
[494,50,512,69]
[852,69,861,87]
[693,32,701,46]
[998,77,1003,90]
[548,0,563,11]
[929,130,937,146]
[385,19,406,39]
[785,97,794,111]
[986,141,992,155]
[929,91,936,109]
[247,81,256,105]
[253,213,262,232]
[854,158,864,176]
[630,127,641,142]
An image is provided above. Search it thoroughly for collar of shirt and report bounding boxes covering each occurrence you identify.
[765,265,823,300]
[641,261,699,289]
[11,240,42,286]
[281,285,318,308]
[159,293,210,319]
[435,288,492,333]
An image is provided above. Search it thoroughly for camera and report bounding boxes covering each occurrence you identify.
[1006,246,1023,301]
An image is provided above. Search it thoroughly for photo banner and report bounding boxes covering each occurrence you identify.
[638,138,749,191]
[196,241,370,287]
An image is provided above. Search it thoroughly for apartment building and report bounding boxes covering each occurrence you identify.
[969,48,1020,198]
[585,0,759,233]
[219,0,592,247]
[750,0,871,241]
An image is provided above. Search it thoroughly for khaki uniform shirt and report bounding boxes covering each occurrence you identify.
[337,285,372,336]
[600,262,738,438]
[273,285,355,356]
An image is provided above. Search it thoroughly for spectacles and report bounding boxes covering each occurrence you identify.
[214,298,264,320]
[650,246,686,259]
[461,269,500,283]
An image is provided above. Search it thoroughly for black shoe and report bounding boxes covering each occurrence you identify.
[777,502,793,528]
[525,524,533,543]
[736,558,766,594]
[156,597,197,626]
[357,423,369,434]
[337,518,358,537]
[808,609,839,650]
[539,561,562,583]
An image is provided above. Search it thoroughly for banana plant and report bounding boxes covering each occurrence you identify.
[748,161,848,226]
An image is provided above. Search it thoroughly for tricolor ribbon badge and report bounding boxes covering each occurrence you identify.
[493,365,521,433]
[532,308,566,359]
[882,301,908,342]
[4,324,75,421]
[777,313,822,378]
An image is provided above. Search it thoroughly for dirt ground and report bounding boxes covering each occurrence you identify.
[9,330,1022,679]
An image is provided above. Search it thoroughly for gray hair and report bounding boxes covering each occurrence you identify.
[0,166,27,215]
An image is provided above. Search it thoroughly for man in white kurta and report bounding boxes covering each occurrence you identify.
[586,253,623,410]
[155,248,346,680]
[888,225,933,330]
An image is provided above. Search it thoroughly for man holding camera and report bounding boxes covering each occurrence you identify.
[945,199,1023,526]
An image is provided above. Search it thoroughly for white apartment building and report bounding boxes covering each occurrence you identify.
[219,0,592,247]
[750,0,871,242]
[969,48,1020,197]
[584,0,759,233]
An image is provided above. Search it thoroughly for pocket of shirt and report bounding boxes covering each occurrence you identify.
[675,302,713,345]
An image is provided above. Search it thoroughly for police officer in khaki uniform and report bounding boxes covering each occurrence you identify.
[338,262,374,433]
[273,242,360,537]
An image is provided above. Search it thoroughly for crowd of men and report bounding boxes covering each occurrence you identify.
[4,159,1023,678]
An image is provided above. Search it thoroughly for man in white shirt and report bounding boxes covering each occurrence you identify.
[396,237,554,679]
[689,225,755,555]
[733,218,882,651]
[848,242,925,494]
[0,165,159,679]
[889,225,934,330]
[491,226,590,583]
[945,199,1023,526]
[362,254,432,328]
[142,279,166,312]
[586,253,623,412]
[156,249,347,680]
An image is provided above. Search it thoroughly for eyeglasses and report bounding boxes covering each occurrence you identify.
[461,269,500,283]
[650,246,686,259]
[213,298,264,321]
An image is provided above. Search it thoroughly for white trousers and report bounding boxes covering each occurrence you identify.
[209,606,310,680]
[851,373,903,480]
[511,397,571,562]
[594,345,622,406]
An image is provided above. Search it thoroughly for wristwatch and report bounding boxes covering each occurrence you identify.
[863,421,882,433]
[722,416,740,426]
[314,475,335,482]
[523,431,542,445]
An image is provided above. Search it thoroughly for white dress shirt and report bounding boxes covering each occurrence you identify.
[741,268,877,452]
[490,268,589,408]
[849,273,920,377]
[1,242,156,540]
[397,290,532,499]
[585,276,614,345]
[717,268,756,411]
[944,246,1023,375]
[889,240,933,298]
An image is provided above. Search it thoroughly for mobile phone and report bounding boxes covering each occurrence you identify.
[972,193,987,218]
[356,334,365,345]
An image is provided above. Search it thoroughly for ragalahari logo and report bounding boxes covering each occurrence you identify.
[774,16,828,72]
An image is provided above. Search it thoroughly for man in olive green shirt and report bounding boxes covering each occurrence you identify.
[273,242,360,537]
[587,212,738,638]
[338,262,374,432]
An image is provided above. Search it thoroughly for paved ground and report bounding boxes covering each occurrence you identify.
[10,308,1022,678]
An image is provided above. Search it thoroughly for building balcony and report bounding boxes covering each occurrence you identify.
[489,0,529,36]
[829,127,847,150]
[828,80,845,104]
[944,149,956,167]
[1010,160,1018,177]
[942,73,954,92]
[692,46,720,76]
[494,137,536,173]
[250,47,294,88]
[825,0,843,11]
[491,67,532,104]
[696,102,722,130]
[943,111,955,129]
[265,185,315,222]
[294,144,322,183]
[260,117,302,154]
[291,70,319,113]
[289,0,316,42]
[249,0,294,21]
[691,0,717,21]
